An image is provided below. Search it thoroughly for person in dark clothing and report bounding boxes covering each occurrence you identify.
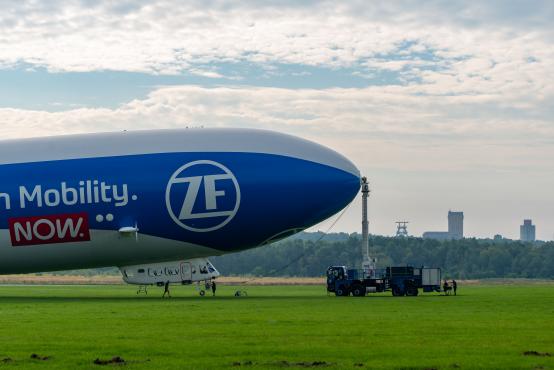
[443,280,450,295]
[162,281,171,298]
[211,280,217,296]
[452,280,457,296]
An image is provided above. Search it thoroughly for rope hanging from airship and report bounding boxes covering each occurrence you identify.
[238,199,354,286]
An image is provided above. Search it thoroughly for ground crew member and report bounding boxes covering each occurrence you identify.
[212,280,217,296]
[443,280,450,295]
[162,281,171,298]
[452,280,457,296]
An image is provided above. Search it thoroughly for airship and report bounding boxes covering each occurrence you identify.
[0,128,359,290]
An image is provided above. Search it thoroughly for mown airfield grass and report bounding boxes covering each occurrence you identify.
[0,283,552,369]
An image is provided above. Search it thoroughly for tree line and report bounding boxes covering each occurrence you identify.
[212,233,554,279]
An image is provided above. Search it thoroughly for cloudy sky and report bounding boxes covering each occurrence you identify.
[1,0,553,240]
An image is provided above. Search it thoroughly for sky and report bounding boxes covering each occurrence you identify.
[0,0,553,240]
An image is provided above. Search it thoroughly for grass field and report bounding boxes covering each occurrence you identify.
[0,283,552,369]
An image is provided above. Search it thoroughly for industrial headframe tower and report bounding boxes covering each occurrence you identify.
[361,177,377,276]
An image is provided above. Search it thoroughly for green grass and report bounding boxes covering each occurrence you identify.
[0,284,553,369]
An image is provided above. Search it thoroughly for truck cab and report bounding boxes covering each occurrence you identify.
[326,266,347,294]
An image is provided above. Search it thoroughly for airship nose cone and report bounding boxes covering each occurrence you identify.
[246,130,360,236]
[302,156,360,226]
[243,150,360,247]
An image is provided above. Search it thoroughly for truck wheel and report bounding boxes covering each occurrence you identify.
[392,285,404,296]
[406,286,419,296]
[352,285,365,297]
[336,286,349,297]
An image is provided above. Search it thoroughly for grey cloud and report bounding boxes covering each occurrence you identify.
[342,0,554,30]
[0,84,551,153]
[0,0,552,76]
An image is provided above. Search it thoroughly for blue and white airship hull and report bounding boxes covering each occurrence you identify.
[0,129,360,279]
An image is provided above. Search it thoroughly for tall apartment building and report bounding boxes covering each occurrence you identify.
[448,211,464,240]
[520,219,536,242]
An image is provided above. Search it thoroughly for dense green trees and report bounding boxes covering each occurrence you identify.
[212,233,554,279]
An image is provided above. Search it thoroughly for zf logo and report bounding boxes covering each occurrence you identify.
[165,160,240,232]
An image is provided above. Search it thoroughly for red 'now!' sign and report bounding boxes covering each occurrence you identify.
[9,213,91,247]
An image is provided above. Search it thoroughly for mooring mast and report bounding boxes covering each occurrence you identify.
[361,177,376,275]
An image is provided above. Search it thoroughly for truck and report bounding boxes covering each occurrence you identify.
[326,265,442,297]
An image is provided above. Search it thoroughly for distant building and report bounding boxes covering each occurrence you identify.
[422,231,451,240]
[520,219,536,242]
[423,211,464,240]
[448,211,464,240]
